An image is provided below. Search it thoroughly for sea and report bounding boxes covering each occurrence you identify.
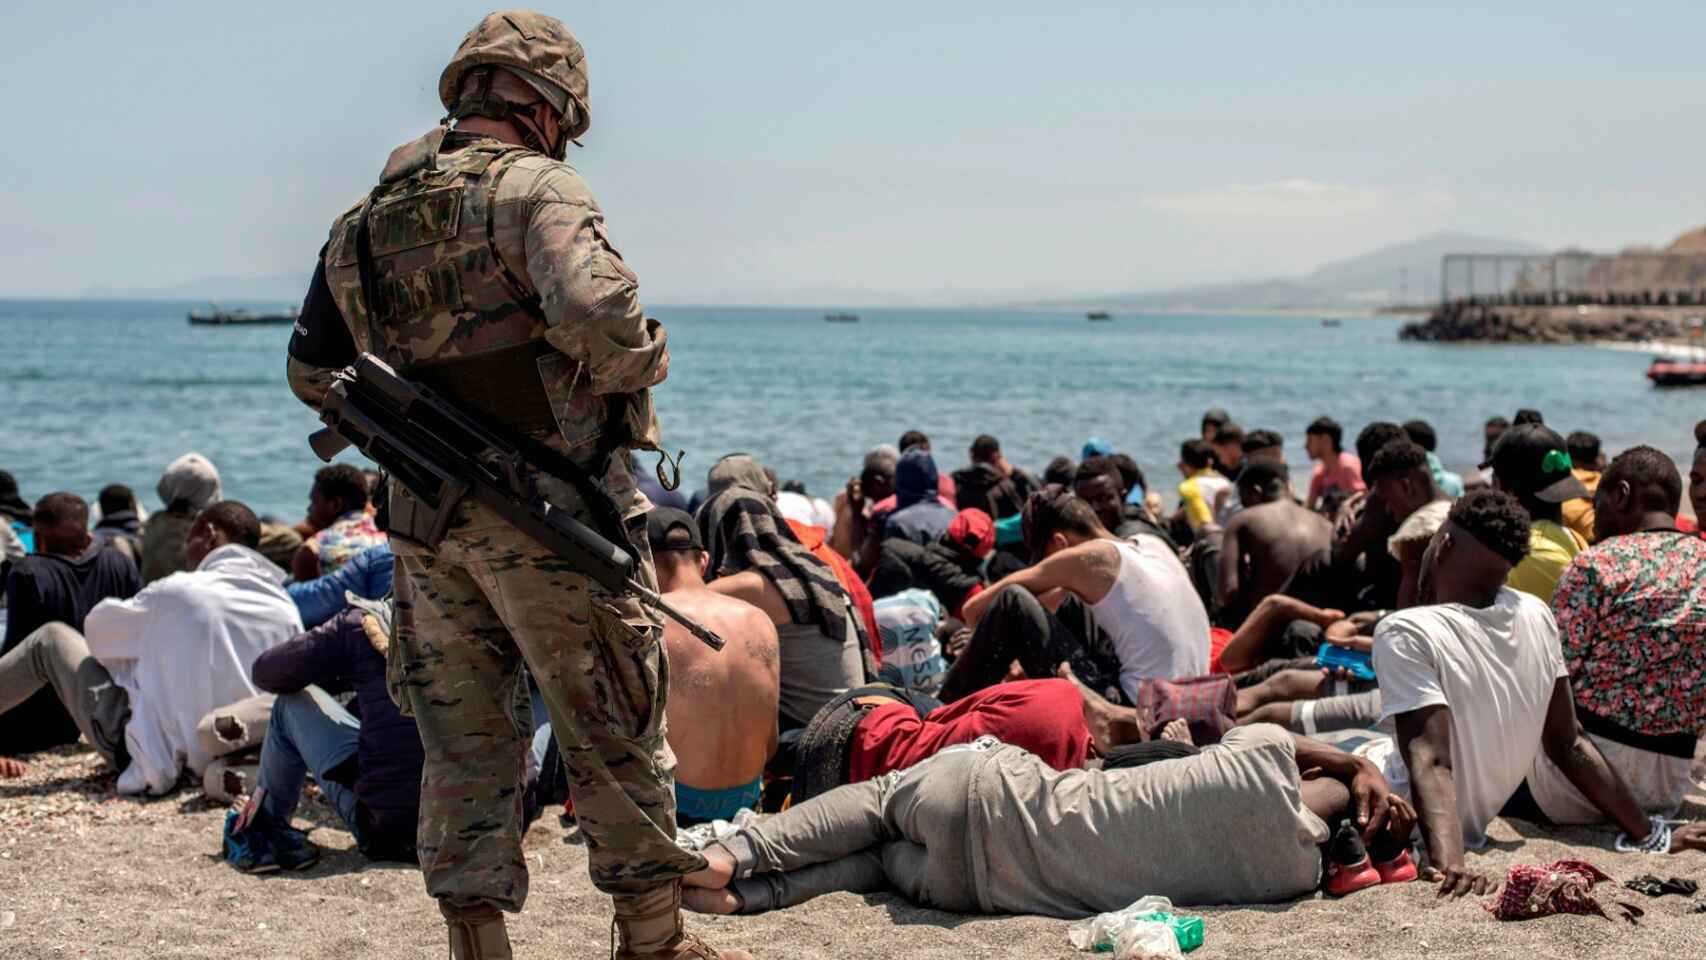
[1,299,1698,522]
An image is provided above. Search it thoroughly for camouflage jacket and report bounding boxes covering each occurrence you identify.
[288,128,665,508]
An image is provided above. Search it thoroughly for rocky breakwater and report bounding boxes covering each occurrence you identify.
[1401,303,1689,344]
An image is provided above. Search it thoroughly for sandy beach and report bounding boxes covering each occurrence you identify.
[1,745,1701,960]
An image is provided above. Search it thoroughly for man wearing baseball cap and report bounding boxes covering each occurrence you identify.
[1483,424,1591,603]
[646,508,781,828]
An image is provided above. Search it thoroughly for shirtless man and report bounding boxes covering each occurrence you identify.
[647,509,781,825]
[1218,459,1331,625]
[941,491,1209,706]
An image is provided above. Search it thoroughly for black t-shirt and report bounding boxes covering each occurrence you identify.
[2,548,141,753]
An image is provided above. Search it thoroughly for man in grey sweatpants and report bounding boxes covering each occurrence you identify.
[687,724,1399,918]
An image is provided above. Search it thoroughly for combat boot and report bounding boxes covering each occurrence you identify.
[612,882,753,960]
[441,900,512,960]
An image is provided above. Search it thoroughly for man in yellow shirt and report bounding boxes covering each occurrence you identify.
[1560,431,1604,543]
[1484,425,1591,603]
[1174,439,1229,532]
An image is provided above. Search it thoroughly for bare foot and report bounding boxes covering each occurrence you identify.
[1157,719,1193,745]
[684,846,736,889]
[1063,664,1142,755]
[0,757,24,779]
[683,887,741,915]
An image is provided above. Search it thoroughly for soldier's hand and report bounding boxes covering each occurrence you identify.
[654,345,670,385]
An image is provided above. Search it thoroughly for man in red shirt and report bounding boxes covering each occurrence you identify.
[1306,417,1365,514]
[791,679,1091,804]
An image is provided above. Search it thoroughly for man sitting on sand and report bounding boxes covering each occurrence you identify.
[1524,447,1706,827]
[0,502,299,795]
[699,456,866,729]
[1366,440,1453,609]
[1074,457,1174,546]
[952,434,1035,521]
[866,508,992,618]
[939,491,1208,706]
[221,595,423,873]
[1174,440,1230,535]
[1357,490,1656,894]
[1306,416,1364,515]
[679,723,1414,917]
[1485,424,1589,603]
[290,463,386,582]
[1,492,141,761]
[646,508,780,825]
[881,448,957,547]
[1217,459,1331,625]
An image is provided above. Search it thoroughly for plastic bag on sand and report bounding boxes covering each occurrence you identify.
[1068,897,1183,959]
[673,809,759,853]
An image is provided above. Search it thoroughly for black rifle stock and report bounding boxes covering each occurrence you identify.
[311,354,725,651]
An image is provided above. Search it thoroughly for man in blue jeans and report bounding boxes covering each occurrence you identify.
[223,597,423,872]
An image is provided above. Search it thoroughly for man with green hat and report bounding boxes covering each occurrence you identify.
[1483,423,1591,603]
[285,11,747,959]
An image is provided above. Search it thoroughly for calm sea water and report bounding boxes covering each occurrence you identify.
[1,299,1697,522]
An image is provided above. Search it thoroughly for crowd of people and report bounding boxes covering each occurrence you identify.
[3,409,1705,922]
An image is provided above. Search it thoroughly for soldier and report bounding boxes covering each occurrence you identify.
[285,11,751,960]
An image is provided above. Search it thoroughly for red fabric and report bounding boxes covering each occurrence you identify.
[1131,675,1237,745]
[946,508,996,559]
[1207,627,1234,674]
[1487,859,1612,921]
[955,583,985,622]
[847,678,1089,783]
[787,519,881,665]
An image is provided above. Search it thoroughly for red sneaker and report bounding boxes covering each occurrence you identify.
[1374,848,1418,884]
[1323,822,1382,897]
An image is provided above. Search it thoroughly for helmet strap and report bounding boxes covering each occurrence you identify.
[445,67,568,160]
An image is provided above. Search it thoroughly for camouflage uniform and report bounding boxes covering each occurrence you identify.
[285,16,706,938]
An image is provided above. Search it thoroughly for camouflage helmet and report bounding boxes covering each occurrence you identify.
[439,11,590,139]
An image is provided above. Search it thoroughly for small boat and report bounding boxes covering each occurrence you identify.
[1086,311,1112,321]
[824,313,860,324]
[188,306,299,326]
[1648,358,1706,387]
[1321,317,1343,328]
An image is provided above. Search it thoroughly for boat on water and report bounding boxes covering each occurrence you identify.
[1086,311,1112,321]
[1321,317,1343,328]
[1648,358,1706,386]
[188,306,300,326]
[824,313,860,324]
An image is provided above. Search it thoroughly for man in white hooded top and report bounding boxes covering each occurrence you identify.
[0,501,300,794]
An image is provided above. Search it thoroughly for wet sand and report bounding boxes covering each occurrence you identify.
[2,745,1703,959]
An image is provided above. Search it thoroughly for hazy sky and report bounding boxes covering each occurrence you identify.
[5,1,1705,302]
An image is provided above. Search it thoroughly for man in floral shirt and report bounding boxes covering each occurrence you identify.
[290,464,386,582]
[1526,446,1705,825]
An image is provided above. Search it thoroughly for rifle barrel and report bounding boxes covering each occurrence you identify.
[627,578,727,651]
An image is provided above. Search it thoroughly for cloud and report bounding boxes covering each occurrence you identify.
[1141,179,1455,219]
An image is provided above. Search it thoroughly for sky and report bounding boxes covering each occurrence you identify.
[4,1,1706,304]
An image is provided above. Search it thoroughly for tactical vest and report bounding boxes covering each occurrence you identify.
[324,128,560,435]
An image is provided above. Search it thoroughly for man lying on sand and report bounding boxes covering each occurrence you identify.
[679,723,1414,918]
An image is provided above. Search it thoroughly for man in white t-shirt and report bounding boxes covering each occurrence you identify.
[1363,489,1654,897]
[943,491,1209,706]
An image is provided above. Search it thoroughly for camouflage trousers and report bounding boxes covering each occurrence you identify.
[390,497,707,913]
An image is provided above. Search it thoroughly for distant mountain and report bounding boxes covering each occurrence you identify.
[82,271,309,303]
[1042,232,1547,311]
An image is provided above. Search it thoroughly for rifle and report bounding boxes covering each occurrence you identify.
[309,353,725,651]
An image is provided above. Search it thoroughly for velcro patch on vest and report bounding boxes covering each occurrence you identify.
[377,263,463,323]
[331,217,360,268]
[370,187,462,258]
